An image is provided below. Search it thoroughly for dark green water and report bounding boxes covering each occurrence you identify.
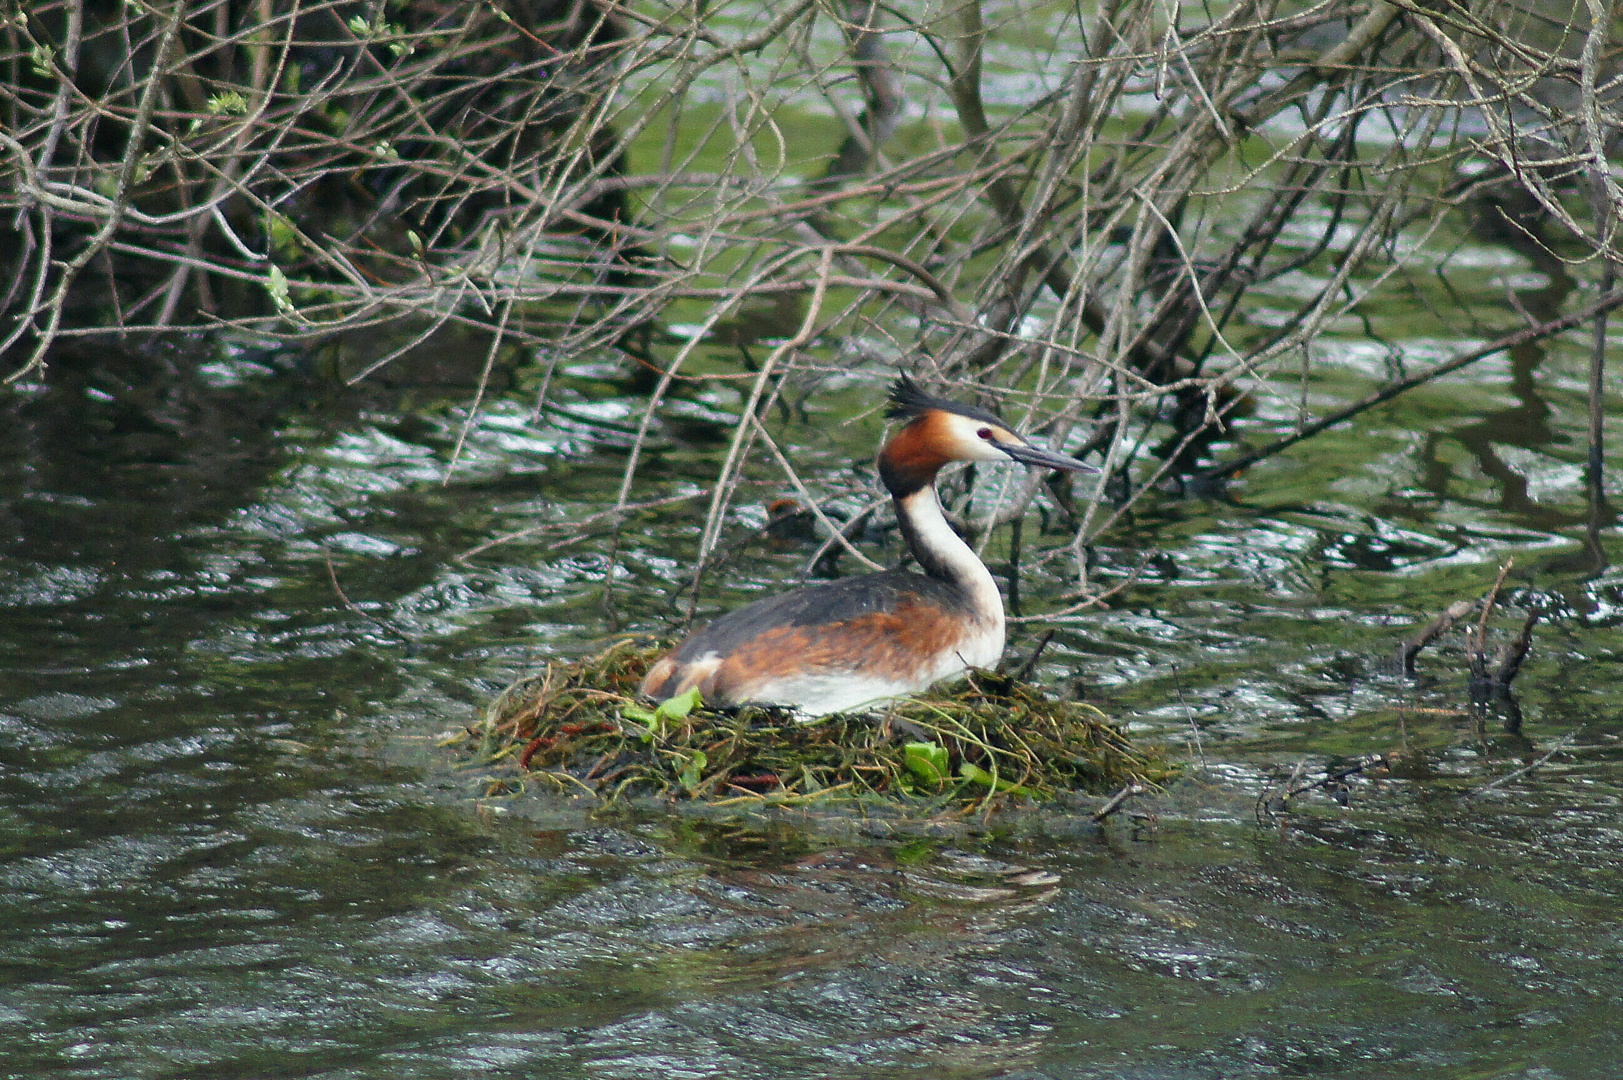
[1,315,1620,1080]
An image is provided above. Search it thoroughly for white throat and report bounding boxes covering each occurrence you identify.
[895,486,1006,640]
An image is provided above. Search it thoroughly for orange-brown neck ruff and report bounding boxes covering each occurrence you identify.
[877,412,955,498]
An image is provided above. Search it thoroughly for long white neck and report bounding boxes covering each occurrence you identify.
[894,485,1006,635]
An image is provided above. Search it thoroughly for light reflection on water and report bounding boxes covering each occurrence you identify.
[0,337,1620,1079]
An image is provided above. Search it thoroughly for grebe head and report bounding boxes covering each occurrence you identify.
[879,376,1094,494]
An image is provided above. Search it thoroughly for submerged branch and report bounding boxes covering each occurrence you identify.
[1203,289,1623,482]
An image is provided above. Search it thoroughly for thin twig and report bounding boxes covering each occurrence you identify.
[1470,559,1515,680]
[749,413,886,571]
[1011,630,1056,683]
[1280,754,1387,801]
[1468,734,1575,797]
[1492,608,1539,689]
[1091,782,1145,822]
[323,548,412,644]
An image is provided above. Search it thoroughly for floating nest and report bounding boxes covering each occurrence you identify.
[459,639,1170,809]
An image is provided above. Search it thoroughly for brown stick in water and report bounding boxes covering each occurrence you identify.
[1395,599,1475,676]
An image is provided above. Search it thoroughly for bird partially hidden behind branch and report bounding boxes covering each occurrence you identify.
[641,376,1096,715]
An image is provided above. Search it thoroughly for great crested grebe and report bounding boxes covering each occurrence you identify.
[640,376,1095,715]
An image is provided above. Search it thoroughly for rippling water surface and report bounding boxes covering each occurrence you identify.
[2,325,1621,1079]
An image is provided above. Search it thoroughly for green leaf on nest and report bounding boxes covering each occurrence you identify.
[657,687,702,720]
[904,741,950,786]
[959,761,1032,797]
[677,750,707,795]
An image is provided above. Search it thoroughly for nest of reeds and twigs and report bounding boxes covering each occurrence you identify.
[458,639,1169,810]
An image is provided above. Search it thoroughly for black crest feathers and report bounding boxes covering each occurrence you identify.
[886,375,1006,427]
[885,375,937,420]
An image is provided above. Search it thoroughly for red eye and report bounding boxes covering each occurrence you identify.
[977,427,994,440]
